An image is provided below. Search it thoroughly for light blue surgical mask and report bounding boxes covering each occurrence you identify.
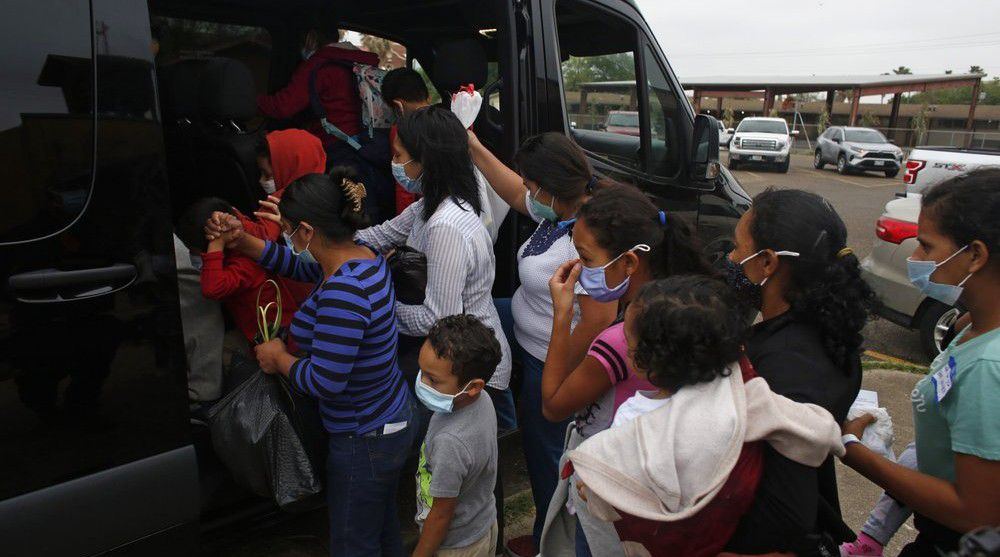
[414,371,472,413]
[578,244,651,302]
[526,189,559,223]
[283,225,318,266]
[392,160,422,194]
[907,245,972,307]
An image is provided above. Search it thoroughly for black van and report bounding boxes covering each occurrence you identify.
[0,0,749,554]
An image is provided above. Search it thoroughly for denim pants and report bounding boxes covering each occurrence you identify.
[491,298,519,433]
[326,395,418,557]
[862,441,917,545]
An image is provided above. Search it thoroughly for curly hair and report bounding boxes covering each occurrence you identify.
[749,188,877,371]
[427,315,502,386]
[576,184,717,279]
[629,276,747,392]
[921,167,1000,263]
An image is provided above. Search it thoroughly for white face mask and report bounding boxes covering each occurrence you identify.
[260,178,276,194]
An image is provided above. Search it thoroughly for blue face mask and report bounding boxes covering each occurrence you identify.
[414,371,472,413]
[907,245,972,307]
[392,160,422,194]
[283,225,318,266]
[301,48,315,60]
[578,244,651,302]
[526,189,559,223]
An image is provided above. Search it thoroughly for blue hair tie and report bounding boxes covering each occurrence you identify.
[658,210,667,226]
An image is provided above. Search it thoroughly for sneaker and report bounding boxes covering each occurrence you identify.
[840,532,884,557]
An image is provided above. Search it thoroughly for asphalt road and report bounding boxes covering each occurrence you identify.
[728,152,931,367]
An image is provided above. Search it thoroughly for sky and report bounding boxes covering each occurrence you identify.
[635,0,1000,80]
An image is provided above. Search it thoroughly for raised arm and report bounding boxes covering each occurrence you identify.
[542,260,614,422]
[395,222,468,337]
[355,202,419,252]
[468,131,529,216]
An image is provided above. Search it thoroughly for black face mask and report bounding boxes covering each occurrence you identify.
[723,256,763,309]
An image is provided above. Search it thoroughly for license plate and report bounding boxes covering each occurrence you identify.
[751,155,764,161]
[874,160,885,166]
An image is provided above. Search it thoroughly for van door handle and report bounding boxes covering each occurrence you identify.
[8,263,137,303]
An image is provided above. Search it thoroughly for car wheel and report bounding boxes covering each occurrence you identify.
[813,150,825,169]
[885,168,900,178]
[729,159,739,170]
[918,302,962,359]
[778,158,790,173]
[837,154,848,174]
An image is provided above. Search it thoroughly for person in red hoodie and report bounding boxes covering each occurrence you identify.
[255,13,379,160]
[176,197,299,353]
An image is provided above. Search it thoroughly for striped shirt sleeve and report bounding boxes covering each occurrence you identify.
[289,276,372,399]
[396,221,469,336]
[587,323,630,385]
[258,239,323,284]
[354,201,419,252]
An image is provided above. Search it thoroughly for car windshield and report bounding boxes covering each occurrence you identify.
[607,112,639,127]
[845,129,888,143]
[736,120,787,134]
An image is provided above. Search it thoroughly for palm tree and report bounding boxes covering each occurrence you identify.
[892,66,913,75]
[969,65,985,75]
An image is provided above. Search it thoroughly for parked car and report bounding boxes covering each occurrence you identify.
[718,120,733,148]
[601,110,641,136]
[815,126,903,177]
[902,146,1000,194]
[728,117,797,172]
[861,193,961,358]
[0,0,748,554]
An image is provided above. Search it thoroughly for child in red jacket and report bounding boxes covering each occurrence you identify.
[176,197,299,352]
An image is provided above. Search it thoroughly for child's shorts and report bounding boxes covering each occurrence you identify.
[435,520,498,557]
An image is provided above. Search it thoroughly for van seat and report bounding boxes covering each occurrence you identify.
[431,38,503,152]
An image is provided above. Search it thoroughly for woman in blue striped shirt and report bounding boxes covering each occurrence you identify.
[219,169,415,557]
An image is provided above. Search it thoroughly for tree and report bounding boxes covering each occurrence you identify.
[893,66,913,75]
[912,102,930,144]
[861,111,881,128]
[817,109,831,134]
[722,106,735,129]
[561,53,635,91]
[945,69,953,75]
[969,65,985,75]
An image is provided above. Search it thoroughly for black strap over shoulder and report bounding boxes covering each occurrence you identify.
[307,59,355,119]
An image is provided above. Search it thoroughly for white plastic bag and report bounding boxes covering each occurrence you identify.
[451,84,483,129]
[847,405,897,462]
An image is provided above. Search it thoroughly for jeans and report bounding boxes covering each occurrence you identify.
[326,395,418,557]
[521,346,572,545]
[491,298,519,433]
[862,442,917,545]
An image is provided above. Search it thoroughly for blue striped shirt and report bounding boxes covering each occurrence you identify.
[258,240,408,434]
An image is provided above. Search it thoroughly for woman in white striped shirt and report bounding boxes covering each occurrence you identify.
[355,106,512,392]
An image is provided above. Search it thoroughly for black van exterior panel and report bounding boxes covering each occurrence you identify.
[0,446,198,557]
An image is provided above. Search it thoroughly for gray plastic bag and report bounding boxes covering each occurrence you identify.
[206,370,322,509]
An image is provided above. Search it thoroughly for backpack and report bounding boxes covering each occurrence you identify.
[308,60,394,150]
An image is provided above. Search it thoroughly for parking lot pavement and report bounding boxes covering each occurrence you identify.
[728,152,932,368]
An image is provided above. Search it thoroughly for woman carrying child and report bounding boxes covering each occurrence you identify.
[537,184,717,557]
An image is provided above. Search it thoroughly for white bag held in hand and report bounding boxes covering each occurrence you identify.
[451,84,483,130]
[848,390,896,462]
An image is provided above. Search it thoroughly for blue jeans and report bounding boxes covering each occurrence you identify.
[520,346,572,545]
[326,395,418,557]
[492,298,518,433]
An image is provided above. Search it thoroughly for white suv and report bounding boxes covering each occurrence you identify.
[728,117,797,173]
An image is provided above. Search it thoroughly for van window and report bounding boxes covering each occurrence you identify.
[0,0,95,244]
[153,17,272,94]
[556,0,640,170]
[642,45,681,177]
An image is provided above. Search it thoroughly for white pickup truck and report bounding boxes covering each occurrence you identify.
[903,146,1000,194]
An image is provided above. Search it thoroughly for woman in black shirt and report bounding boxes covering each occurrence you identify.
[722,189,876,555]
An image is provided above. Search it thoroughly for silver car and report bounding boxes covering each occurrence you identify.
[815,126,903,177]
[860,193,960,358]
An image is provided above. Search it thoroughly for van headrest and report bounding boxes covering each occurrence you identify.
[432,38,488,94]
[159,59,208,118]
[199,58,256,121]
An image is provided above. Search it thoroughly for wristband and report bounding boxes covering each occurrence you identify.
[841,433,861,447]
